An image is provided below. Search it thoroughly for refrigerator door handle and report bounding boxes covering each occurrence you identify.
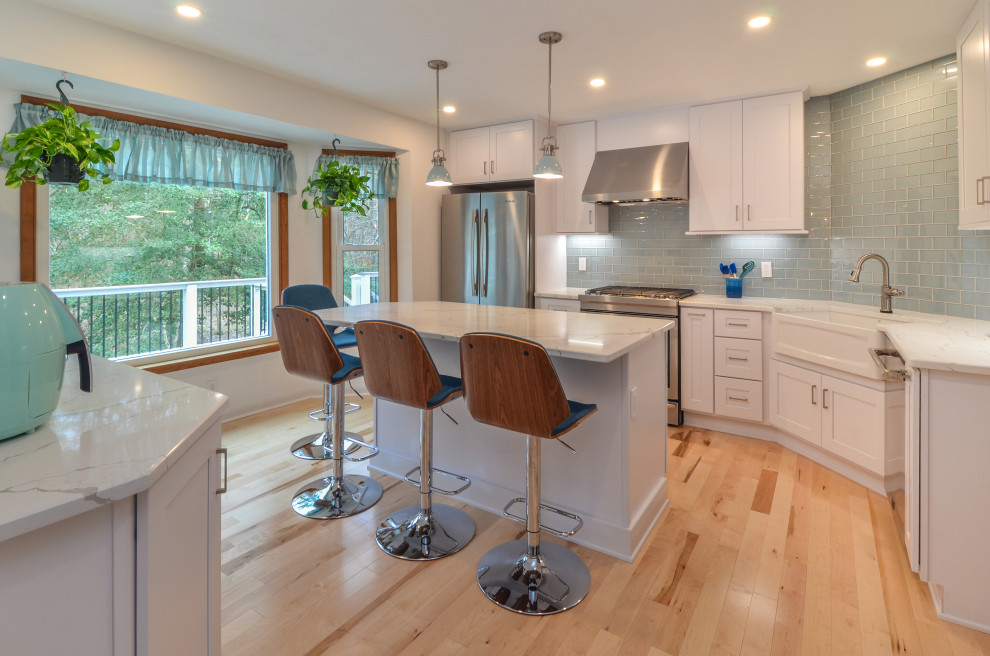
[472,210,479,296]
[482,209,489,296]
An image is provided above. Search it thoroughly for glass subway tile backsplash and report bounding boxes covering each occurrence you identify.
[567,54,990,320]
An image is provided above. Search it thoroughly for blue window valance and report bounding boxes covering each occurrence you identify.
[313,153,399,199]
[8,102,297,194]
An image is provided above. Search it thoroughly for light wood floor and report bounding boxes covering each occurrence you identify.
[220,392,990,656]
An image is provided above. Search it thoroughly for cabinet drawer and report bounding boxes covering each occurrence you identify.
[715,376,763,422]
[714,310,762,339]
[714,337,763,380]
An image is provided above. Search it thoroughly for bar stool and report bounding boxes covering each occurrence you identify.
[273,305,382,519]
[459,332,597,615]
[281,284,362,461]
[354,320,475,560]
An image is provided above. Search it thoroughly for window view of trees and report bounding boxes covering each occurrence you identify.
[340,197,382,304]
[50,181,270,359]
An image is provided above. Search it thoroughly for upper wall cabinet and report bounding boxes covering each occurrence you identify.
[688,91,805,234]
[957,0,990,230]
[553,121,609,233]
[448,120,535,184]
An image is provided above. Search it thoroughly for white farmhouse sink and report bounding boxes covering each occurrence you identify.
[772,306,911,379]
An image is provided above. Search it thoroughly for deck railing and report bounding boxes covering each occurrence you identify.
[55,278,269,360]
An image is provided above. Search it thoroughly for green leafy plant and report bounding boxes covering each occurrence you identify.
[1,103,120,192]
[301,159,373,216]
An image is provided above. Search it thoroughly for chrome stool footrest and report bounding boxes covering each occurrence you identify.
[290,431,363,460]
[502,498,584,537]
[341,441,379,462]
[308,401,360,422]
[403,466,472,496]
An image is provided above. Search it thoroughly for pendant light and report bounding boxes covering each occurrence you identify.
[533,31,563,179]
[426,60,453,187]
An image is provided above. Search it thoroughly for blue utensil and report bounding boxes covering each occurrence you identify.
[719,263,730,277]
[729,263,737,276]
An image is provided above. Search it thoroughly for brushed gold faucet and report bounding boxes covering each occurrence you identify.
[849,253,904,313]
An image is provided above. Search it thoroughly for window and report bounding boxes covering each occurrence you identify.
[319,151,398,304]
[15,96,295,371]
[49,181,272,361]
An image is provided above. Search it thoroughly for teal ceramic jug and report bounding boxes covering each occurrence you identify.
[0,283,92,441]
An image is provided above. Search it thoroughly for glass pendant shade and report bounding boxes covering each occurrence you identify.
[533,153,563,179]
[426,160,452,186]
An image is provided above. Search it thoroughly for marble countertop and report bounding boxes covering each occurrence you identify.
[534,287,588,300]
[0,357,228,542]
[314,301,672,363]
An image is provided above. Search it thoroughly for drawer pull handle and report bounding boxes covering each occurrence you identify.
[216,447,229,494]
[811,384,817,405]
[728,396,748,402]
[727,356,748,362]
[727,321,748,327]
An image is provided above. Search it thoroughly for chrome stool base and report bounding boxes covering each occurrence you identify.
[477,540,590,615]
[376,504,475,561]
[291,474,383,519]
[308,401,360,422]
[290,431,364,460]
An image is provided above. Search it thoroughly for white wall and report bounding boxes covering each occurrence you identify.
[0,1,449,419]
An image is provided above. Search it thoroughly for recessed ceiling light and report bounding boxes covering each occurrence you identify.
[442,105,456,113]
[589,78,606,88]
[867,57,887,67]
[176,5,201,18]
[748,16,771,28]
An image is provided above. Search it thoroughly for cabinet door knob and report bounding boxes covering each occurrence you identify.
[216,447,229,494]
[811,384,817,405]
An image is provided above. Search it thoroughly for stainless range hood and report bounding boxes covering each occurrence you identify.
[581,142,689,204]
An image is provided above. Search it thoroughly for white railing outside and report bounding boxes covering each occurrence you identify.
[348,271,379,306]
[54,278,269,359]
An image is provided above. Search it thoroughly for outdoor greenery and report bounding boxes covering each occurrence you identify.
[50,181,269,358]
[301,159,373,216]
[50,181,267,289]
[1,103,120,191]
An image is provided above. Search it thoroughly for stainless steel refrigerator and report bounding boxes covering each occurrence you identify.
[440,191,535,308]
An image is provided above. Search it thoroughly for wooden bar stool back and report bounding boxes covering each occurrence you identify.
[459,332,596,615]
[274,306,381,519]
[355,320,474,560]
[281,284,360,461]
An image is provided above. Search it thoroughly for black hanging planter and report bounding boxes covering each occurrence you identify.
[45,153,85,186]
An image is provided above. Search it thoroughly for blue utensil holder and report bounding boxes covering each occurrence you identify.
[725,277,742,298]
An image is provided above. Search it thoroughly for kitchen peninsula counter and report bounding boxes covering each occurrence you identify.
[315,301,674,561]
[0,357,227,655]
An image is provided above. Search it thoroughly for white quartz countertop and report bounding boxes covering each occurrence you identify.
[683,294,990,376]
[0,357,228,542]
[534,287,587,300]
[314,301,672,363]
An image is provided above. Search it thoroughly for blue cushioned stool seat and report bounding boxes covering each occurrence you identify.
[551,400,598,437]
[331,327,357,349]
[331,352,362,384]
[427,374,464,409]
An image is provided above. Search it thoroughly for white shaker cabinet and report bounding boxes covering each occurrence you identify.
[680,308,715,414]
[553,121,609,233]
[769,359,899,476]
[957,0,990,230]
[688,92,805,234]
[535,297,580,312]
[448,120,534,184]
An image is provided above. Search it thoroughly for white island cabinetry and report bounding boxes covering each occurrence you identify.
[316,301,672,562]
[0,358,227,656]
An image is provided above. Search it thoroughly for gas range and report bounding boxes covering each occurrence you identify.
[578,285,696,317]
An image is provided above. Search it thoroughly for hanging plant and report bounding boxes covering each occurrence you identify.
[301,159,373,217]
[1,103,120,192]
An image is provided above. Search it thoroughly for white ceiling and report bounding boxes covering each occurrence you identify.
[31,0,971,130]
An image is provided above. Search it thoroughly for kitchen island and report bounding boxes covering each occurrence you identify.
[0,357,227,656]
[314,301,673,561]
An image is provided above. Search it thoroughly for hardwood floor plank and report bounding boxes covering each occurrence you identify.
[218,412,990,656]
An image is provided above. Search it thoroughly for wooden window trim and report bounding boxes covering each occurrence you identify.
[318,149,398,301]
[18,96,290,369]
